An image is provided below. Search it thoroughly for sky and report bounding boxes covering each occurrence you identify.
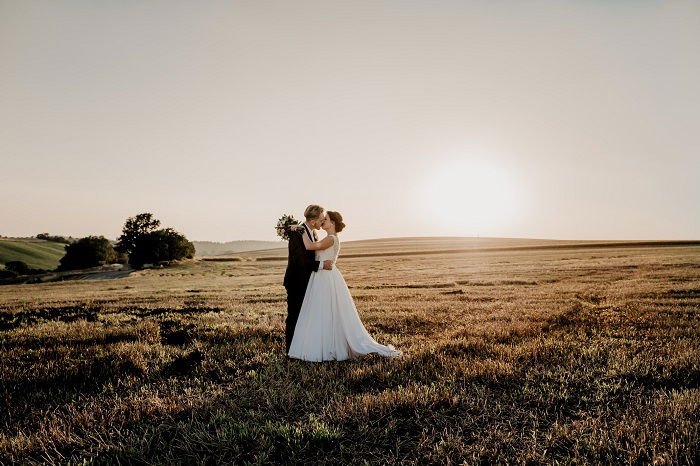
[1,1,698,242]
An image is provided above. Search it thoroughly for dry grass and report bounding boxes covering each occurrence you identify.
[0,242,698,464]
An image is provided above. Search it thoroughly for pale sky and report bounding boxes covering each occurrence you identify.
[2,1,698,242]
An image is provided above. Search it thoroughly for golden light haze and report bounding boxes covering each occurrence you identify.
[1,1,698,242]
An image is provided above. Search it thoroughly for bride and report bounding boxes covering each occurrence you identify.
[288,211,402,362]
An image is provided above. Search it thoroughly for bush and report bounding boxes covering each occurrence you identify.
[0,269,18,279]
[5,260,30,275]
[57,236,119,271]
[129,228,195,268]
[36,233,73,244]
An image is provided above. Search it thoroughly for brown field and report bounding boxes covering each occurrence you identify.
[1,239,699,464]
[228,236,673,260]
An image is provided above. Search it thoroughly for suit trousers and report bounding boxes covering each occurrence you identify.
[285,286,305,353]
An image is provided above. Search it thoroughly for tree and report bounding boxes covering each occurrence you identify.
[157,228,195,261]
[5,261,30,275]
[58,236,119,271]
[36,233,72,244]
[128,228,195,268]
[0,269,18,279]
[115,213,161,255]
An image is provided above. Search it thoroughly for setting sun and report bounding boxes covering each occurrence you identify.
[421,160,519,235]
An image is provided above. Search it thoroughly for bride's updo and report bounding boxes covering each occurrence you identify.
[327,211,346,233]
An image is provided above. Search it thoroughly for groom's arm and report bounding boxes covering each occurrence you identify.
[290,232,321,272]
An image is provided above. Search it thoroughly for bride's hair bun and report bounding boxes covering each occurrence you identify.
[327,211,345,233]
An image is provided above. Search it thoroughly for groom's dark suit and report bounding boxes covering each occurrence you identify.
[283,224,319,353]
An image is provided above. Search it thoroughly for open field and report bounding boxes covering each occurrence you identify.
[0,239,66,271]
[216,236,699,260]
[216,236,578,259]
[235,236,617,259]
[0,238,698,464]
[193,240,282,257]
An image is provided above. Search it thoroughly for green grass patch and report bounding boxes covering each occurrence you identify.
[0,240,66,270]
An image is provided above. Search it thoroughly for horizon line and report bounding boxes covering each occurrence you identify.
[3,234,700,244]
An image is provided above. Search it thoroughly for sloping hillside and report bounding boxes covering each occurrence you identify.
[192,240,282,256]
[236,236,630,259]
[214,236,700,261]
[0,240,66,270]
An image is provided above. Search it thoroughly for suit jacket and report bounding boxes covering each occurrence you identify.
[283,228,320,291]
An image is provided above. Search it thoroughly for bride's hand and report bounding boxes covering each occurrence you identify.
[289,224,303,231]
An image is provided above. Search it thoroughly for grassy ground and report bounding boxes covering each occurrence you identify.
[0,240,66,270]
[234,236,639,259]
[0,240,698,464]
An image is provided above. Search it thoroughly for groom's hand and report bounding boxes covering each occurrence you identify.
[323,260,333,270]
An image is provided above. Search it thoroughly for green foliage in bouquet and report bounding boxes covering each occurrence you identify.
[276,214,301,241]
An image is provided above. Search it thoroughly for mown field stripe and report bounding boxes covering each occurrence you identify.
[232,240,700,262]
[0,240,66,270]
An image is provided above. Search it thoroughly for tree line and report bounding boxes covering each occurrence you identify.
[1,213,194,278]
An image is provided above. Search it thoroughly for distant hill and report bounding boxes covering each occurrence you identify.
[192,240,283,257]
[214,236,698,261]
[0,239,67,270]
[233,236,596,259]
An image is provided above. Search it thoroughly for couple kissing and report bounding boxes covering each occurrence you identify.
[283,205,402,362]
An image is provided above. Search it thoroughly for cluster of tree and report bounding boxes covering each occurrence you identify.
[0,269,17,279]
[115,213,195,268]
[1,261,48,278]
[20,213,195,273]
[54,213,194,271]
[57,236,127,271]
[36,233,75,244]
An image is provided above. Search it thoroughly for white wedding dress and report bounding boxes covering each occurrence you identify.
[288,234,402,362]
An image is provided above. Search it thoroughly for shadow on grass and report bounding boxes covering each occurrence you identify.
[0,306,100,331]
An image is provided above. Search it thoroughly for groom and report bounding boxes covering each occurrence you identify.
[283,204,334,353]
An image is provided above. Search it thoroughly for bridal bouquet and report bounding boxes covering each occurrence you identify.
[276,214,302,241]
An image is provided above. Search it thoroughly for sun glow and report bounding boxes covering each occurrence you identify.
[421,159,520,236]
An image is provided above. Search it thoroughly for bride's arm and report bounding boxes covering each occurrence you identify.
[302,233,334,251]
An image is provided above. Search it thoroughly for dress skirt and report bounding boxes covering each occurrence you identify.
[288,267,402,362]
